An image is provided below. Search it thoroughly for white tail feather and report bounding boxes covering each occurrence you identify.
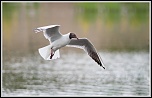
[38,45,60,60]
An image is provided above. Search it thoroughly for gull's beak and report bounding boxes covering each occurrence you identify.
[73,37,79,40]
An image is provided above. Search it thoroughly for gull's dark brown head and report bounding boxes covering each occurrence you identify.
[69,33,78,40]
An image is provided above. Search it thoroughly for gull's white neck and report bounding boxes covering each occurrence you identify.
[63,33,70,38]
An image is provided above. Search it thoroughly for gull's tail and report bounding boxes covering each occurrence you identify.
[38,45,60,60]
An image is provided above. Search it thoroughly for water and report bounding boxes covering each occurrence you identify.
[2,51,150,96]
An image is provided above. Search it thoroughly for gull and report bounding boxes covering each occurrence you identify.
[35,25,105,69]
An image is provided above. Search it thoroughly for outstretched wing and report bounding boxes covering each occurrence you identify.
[67,38,105,69]
[35,25,62,42]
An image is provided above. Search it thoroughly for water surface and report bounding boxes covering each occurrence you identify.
[2,51,150,96]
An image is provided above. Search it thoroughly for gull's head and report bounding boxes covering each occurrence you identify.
[69,32,79,40]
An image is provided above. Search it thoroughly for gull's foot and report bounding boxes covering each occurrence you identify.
[50,48,55,59]
[50,50,54,59]
[50,54,54,59]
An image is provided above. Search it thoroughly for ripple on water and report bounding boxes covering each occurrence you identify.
[2,51,150,96]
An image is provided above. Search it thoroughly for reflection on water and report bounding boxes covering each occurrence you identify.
[2,51,150,96]
[2,2,149,53]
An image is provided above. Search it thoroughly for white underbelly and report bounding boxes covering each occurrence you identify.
[51,37,70,50]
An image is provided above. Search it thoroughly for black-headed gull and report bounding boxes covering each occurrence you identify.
[35,25,105,69]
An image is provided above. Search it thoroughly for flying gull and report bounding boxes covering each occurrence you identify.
[35,25,105,69]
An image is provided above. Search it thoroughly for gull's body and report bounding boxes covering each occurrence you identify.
[35,25,105,69]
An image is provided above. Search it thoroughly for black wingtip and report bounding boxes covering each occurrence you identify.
[102,66,105,69]
[99,63,105,69]
[100,65,105,69]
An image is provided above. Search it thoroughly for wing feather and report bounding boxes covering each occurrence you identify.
[67,38,105,69]
[35,25,62,42]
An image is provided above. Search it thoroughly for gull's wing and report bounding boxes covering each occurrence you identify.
[67,38,105,69]
[35,25,62,42]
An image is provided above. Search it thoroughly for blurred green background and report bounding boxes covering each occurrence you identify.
[2,2,149,54]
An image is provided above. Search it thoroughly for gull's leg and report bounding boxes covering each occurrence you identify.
[50,48,55,59]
